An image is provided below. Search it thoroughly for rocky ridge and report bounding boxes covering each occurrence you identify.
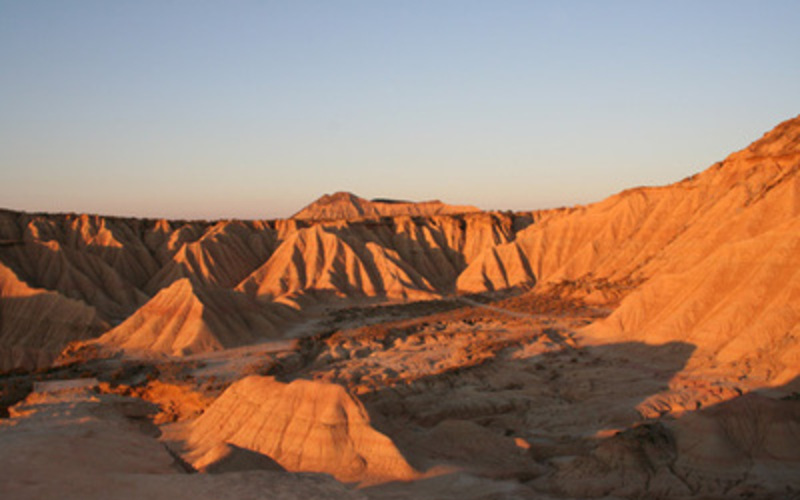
[0,204,531,371]
[1,115,799,499]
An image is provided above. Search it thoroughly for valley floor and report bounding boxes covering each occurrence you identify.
[2,290,798,500]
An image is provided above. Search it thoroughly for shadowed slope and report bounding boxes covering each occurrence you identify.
[0,262,107,371]
[97,279,293,356]
[0,212,159,286]
[670,388,800,495]
[144,220,281,294]
[239,213,532,304]
[0,239,148,322]
[545,378,800,499]
[238,225,438,305]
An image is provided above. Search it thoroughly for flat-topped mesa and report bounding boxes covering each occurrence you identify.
[291,191,481,221]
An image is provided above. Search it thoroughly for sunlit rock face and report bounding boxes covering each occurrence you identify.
[0,202,532,369]
[0,115,799,499]
[461,114,800,384]
[185,375,418,484]
[96,278,290,357]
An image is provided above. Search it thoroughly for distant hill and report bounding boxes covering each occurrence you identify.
[291,191,481,221]
[0,114,799,386]
[0,207,529,370]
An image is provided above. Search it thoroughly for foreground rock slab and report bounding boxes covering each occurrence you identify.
[185,375,418,484]
[0,378,364,500]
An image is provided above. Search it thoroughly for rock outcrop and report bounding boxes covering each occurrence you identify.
[186,375,418,484]
[461,114,800,292]
[0,377,365,500]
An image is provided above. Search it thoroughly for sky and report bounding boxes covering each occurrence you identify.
[1,1,799,220]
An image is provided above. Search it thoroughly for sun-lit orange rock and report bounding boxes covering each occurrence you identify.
[1,115,800,499]
[185,375,418,484]
[96,278,292,356]
[459,114,800,383]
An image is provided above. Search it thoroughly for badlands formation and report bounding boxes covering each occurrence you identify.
[1,115,799,499]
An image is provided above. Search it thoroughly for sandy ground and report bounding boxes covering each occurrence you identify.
[3,291,798,499]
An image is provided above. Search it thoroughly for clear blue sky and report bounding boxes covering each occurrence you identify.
[1,1,799,219]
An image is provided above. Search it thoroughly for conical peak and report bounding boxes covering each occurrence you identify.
[146,277,215,310]
[161,276,197,295]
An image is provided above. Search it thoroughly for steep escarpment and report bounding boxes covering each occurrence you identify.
[592,215,800,382]
[460,115,800,293]
[583,115,800,382]
[459,114,800,382]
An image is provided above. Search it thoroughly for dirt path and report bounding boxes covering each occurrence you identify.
[457,296,578,349]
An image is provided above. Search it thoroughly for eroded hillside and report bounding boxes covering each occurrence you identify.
[0,202,531,370]
[1,115,800,500]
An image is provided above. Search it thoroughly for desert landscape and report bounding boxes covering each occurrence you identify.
[0,115,798,499]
